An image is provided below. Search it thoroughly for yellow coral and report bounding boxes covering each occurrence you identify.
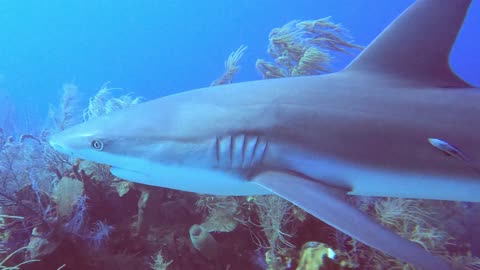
[211,45,247,86]
[257,17,362,78]
[256,59,288,79]
[296,242,336,270]
[292,47,331,76]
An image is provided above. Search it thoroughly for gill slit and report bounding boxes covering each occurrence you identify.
[229,135,234,168]
[215,137,220,165]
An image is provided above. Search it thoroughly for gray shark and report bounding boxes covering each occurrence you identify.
[49,0,477,269]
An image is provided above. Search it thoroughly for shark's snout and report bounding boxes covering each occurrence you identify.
[49,139,64,152]
[48,133,73,156]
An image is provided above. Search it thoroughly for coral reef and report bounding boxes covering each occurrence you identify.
[256,17,362,79]
[0,246,40,269]
[296,242,336,270]
[211,45,248,86]
[150,250,173,270]
[48,83,80,132]
[189,224,218,260]
[83,82,143,121]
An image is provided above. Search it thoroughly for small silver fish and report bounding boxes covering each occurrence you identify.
[428,138,471,162]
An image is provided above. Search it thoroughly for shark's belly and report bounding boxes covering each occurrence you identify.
[346,166,480,202]
[266,142,480,202]
[111,163,272,196]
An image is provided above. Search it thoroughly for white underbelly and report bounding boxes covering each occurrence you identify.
[110,162,271,196]
[268,143,480,202]
[347,167,480,202]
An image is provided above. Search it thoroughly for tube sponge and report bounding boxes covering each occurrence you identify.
[189,224,218,260]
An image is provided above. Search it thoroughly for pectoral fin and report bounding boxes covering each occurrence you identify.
[252,171,451,270]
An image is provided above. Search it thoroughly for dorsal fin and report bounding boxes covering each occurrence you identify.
[345,0,472,88]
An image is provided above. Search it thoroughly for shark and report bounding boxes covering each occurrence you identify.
[49,0,478,269]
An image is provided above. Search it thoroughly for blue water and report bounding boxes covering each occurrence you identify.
[0,0,479,132]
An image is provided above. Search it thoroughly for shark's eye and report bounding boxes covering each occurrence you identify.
[91,139,104,151]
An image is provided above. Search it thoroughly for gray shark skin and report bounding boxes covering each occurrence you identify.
[49,0,477,269]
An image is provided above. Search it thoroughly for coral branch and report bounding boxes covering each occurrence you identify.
[211,45,248,86]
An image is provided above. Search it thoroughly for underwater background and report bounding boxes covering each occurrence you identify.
[0,0,480,269]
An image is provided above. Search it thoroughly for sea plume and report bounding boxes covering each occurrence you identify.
[257,17,362,78]
[211,45,248,86]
